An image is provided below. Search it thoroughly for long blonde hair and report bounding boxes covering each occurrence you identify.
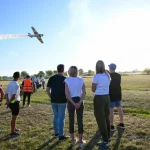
[68,66,78,77]
[96,60,105,74]
[96,60,111,80]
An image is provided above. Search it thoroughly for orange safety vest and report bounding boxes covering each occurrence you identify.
[23,79,33,92]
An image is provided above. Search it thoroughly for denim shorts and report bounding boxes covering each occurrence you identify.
[110,101,122,108]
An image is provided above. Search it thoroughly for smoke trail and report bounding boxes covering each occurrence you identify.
[0,34,28,39]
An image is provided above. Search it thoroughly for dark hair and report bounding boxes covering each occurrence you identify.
[57,64,64,73]
[13,72,20,78]
[26,75,30,78]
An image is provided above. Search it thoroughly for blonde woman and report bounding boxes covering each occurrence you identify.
[65,66,86,148]
[91,60,111,149]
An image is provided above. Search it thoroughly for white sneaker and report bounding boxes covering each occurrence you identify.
[72,138,78,146]
[78,140,86,148]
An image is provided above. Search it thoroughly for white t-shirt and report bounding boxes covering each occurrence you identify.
[41,76,45,82]
[92,73,111,95]
[6,81,20,102]
[65,77,84,98]
[34,77,38,82]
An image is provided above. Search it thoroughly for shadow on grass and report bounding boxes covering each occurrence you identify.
[112,127,125,150]
[0,134,20,142]
[82,129,101,150]
[0,106,24,115]
[46,140,61,150]
[81,128,125,150]
[36,137,56,150]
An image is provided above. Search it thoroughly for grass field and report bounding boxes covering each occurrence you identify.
[0,75,150,150]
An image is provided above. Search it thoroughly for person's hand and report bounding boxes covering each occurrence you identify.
[75,103,81,109]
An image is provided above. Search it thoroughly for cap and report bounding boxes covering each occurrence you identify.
[108,63,116,70]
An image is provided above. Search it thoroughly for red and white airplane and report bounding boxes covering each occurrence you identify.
[28,27,44,43]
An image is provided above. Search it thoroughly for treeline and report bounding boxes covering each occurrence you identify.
[0,69,95,80]
[0,68,150,80]
[20,69,95,78]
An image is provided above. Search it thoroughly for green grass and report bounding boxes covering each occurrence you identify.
[0,75,150,150]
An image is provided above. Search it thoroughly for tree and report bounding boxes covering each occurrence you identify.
[46,70,53,76]
[143,68,150,75]
[88,70,95,76]
[38,71,45,77]
[64,71,68,76]
[21,71,29,77]
[78,69,84,76]
[0,76,2,80]
[53,70,57,74]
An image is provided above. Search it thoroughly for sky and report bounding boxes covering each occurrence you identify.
[0,0,150,76]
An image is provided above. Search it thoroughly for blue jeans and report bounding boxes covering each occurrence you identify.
[51,103,67,136]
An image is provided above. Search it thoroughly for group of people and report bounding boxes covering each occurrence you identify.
[33,75,45,89]
[46,61,124,149]
[0,60,124,149]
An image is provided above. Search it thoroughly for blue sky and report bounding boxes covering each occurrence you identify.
[0,0,150,76]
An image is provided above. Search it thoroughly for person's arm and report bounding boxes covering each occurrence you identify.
[0,88,4,102]
[91,75,97,92]
[79,82,86,104]
[31,81,34,94]
[92,83,97,92]
[65,83,76,106]
[46,78,51,98]
[21,81,24,91]
[46,87,51,98]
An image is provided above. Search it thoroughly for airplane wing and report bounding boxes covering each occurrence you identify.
[31,27,39,35]
[37,37,44,43]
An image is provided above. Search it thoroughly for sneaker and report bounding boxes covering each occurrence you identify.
[111,125,115,132]
[15,128,20,132]
[96,141,109,149]
[117,123,125,129]
[72,138,78,146]
[78,140,86,148]
[9,132,20,137]
[59,135,70,141]
[54,133,59,137]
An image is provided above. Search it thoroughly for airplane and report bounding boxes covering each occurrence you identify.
[28,27,44,43]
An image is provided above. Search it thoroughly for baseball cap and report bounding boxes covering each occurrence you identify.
[108,63,117,70]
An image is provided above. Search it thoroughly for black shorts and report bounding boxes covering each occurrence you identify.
[9,101,20,116]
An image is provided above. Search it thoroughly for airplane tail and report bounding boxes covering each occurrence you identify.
[28,33,32,38]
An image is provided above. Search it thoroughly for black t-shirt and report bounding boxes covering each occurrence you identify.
[47,74,67,103]
[109,72,122,101]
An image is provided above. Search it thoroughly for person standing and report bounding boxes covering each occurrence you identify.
[22,75,33,107]
[5,72,21,137]
[0,85,5,134]
[91,60,111,149]
[46,64,69,141]
[108,63,125,131]
[65,66,86,148]
[0,85,5,106]
[40,75,45,89]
